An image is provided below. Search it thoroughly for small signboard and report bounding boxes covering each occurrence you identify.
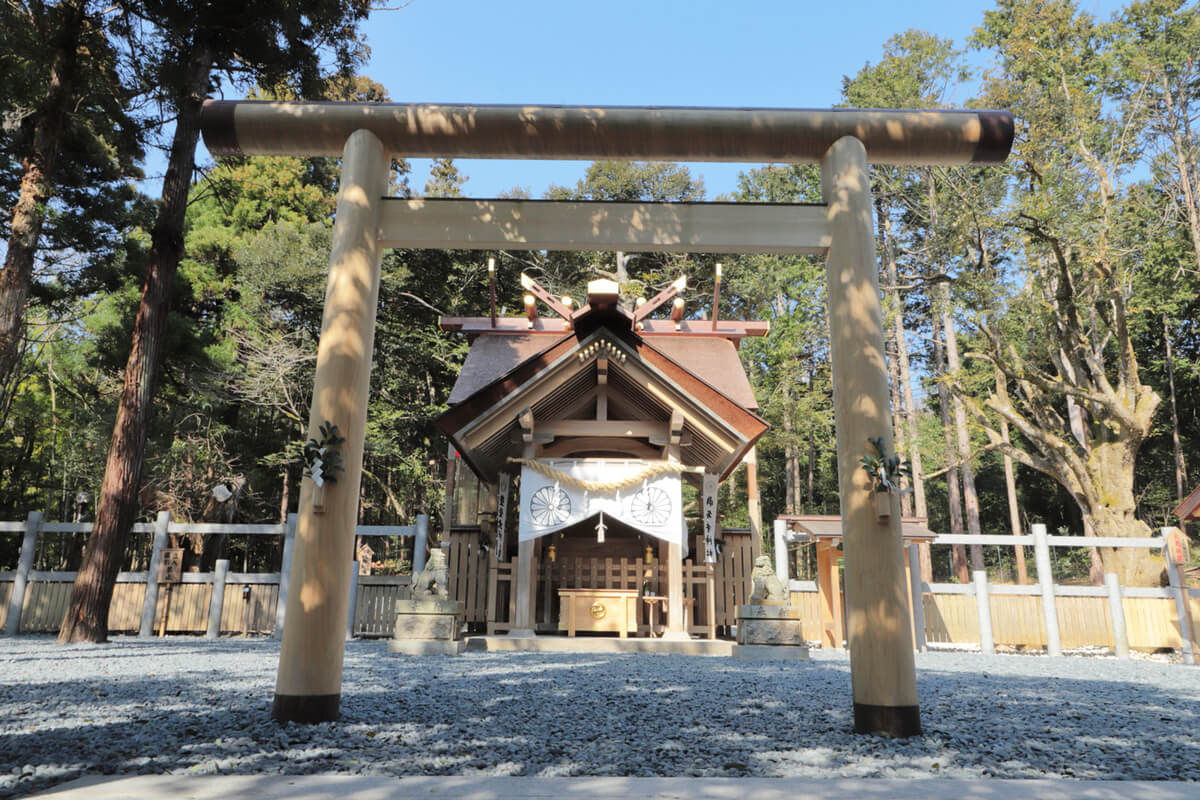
[1168,528,1189,566]
[702,473,719,564]
[158,548,184,583]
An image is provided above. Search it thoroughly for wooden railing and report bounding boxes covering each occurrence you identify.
[447,528,489,626]
[780,522,1200,660]
[0,513,427,639]
[351,575,413,637]
[486,554,515,635]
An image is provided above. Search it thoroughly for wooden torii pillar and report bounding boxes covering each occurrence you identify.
[271,129,388,723]
[199,100,1012,731]
[822,136,918,736]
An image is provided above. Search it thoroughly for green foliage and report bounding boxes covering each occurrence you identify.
[424,158,466,198]
[303,421,345,485]
[548,161,705,203]
[860,437,913,494]
[4,1,1200,588]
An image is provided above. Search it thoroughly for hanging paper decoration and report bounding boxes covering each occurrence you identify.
[702,472,719,563]
[517,459,683,544]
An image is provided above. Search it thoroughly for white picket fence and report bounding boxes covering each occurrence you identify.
[0,511,430,639]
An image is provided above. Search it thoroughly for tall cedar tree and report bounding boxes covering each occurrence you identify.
[0,0,141,422]
[59,0,371,643]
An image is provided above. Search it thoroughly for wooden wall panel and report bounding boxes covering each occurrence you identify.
[20,582,69,632]
[109,584,146,631]
[1056,597,1112,650]
[1124,597,1179,650]
[218,585,278,634]
[923,595,978,644]
[989,595,1046,648]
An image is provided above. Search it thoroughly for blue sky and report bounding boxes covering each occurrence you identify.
[346,0,1123,198]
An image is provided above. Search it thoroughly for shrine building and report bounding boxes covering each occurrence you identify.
[437,274,768,640]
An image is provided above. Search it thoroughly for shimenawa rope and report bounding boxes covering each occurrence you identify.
[507,457,703,493]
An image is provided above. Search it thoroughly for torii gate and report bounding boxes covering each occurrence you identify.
[199,101,1013,736]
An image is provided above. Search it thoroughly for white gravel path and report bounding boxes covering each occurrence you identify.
[1,636,1197,798]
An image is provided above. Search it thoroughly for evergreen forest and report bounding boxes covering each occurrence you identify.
[2,0,1198,621]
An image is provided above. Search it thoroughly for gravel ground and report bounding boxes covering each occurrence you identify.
[1,636,1198,797]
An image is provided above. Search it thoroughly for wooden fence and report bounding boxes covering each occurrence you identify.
[0,512,428,639]
[781,523,1199,662]
[5,512,1197,660]
[447,528,489,626]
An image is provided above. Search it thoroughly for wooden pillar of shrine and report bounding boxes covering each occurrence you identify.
[510,424,537,637]
[746,446,763,559]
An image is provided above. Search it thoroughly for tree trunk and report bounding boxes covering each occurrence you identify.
[782,378,797,514]
[933,312,968,581]
[58,42,212,644]
[1053,319,1105,586]
[807,357,817,508]
[997,396,1029,584]
[877,199,924,518]
[792,441,803,514]
[887,326,913,517]
[0,0,85,416]
[941,285,984,571]
[783,441,796,515]
[1164,315,1188,502]
[279,467,290,524]
[1088,440,1162,586]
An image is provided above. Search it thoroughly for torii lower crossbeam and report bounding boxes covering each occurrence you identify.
[380,198,830,254]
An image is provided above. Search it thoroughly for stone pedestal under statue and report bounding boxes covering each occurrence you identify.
[735,605,808,651]
[389,548,465,655]
[732,555,809,660]
[388,597,465,655]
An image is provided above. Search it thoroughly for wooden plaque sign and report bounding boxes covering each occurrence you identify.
[158,548,184,583]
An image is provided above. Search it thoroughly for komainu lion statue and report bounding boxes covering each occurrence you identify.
[749,555,789,606]
[412,548,449,598]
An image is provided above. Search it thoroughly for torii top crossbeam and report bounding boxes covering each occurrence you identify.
[200,100,1013,165]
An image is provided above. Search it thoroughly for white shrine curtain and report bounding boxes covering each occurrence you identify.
[516,459,684,545]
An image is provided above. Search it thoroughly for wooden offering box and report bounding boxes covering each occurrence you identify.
[558,588,639,637]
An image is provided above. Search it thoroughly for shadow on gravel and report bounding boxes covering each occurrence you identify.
[1,642,1198,798]
[0,636,279,664]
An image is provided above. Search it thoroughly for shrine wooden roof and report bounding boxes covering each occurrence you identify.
[1174,484,1200,521]
[438,324,768,483]
[447,331,758,410]
[778,515,937,543]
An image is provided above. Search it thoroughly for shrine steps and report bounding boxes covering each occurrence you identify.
[463,634,733,656]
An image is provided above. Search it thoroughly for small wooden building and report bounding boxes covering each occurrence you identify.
[1175,484,1200,525]
[438,277,769,638]
[776,515,935,649]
